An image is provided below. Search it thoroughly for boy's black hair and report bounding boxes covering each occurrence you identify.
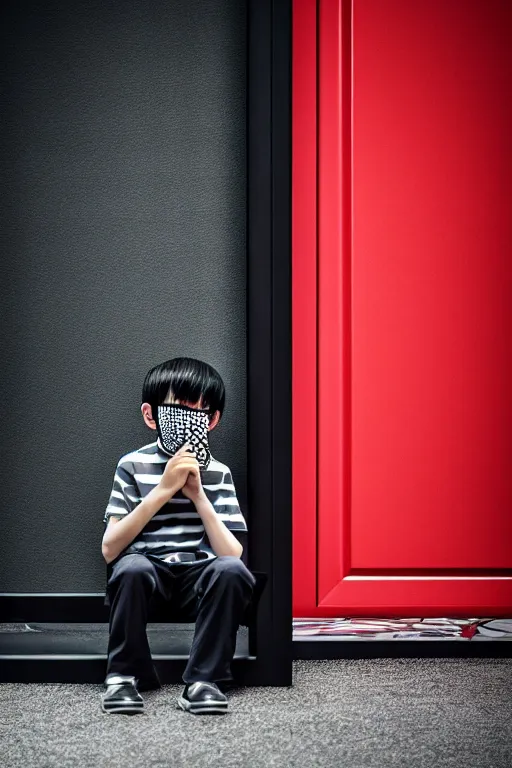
[142,357,226,421]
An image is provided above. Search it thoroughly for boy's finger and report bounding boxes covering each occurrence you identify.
[182,457,199,467]
[175,452,198,462]
[175,444,194,455]
[176,451,197,462]
[178,460,200,471]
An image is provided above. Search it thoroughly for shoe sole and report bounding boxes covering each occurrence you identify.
[177,695,228,715]
[100,696,144,715]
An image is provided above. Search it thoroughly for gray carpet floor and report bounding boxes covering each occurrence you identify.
[1,658,511,768]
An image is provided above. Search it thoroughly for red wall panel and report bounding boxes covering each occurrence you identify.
[293,0,512,617]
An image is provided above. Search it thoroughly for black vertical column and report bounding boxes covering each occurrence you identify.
[247,0,292,686]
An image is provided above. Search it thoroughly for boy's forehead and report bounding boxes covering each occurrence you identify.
[163,391,203,407]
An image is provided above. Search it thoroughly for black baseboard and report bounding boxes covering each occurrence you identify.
[293,639,512,660]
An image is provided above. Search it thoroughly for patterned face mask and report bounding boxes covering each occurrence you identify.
[155,403,212,469]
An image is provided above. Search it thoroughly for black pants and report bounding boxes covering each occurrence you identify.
[104,552,256,691]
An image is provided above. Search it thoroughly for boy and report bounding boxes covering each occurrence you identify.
[100,357,255,715]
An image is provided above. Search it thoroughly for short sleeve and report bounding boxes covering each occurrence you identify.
[211,466,248,534]
[103,460,139,525]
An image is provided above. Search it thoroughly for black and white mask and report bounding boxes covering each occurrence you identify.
[155,403,212,469]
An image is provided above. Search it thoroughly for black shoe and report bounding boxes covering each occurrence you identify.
[177,681,228,715]
[101,675,144,715]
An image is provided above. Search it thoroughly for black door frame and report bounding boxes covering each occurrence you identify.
[246,0,292,685]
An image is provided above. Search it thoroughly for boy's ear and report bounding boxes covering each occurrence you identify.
[208,410,221,431]
[141,403,157,430]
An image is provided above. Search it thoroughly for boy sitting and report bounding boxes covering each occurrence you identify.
[100,357,255,715]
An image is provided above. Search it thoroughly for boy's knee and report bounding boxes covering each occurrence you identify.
[214,556,256,586]
[108,554,156,587]
[215,555,245,571]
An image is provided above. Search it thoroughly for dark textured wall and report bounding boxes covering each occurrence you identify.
[0,0,247,591]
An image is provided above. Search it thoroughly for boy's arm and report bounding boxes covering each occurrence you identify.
[101,461,180,564]
[102,485,179,564]
[196,465,248,560]
[194,495,244,558]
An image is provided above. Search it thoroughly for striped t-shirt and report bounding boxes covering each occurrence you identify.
[103,437,248,565]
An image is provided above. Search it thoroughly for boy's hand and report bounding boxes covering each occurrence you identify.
[159,444,202,497]
[181,455,207,503]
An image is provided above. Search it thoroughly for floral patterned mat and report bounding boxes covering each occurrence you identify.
[292,618,512,640]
